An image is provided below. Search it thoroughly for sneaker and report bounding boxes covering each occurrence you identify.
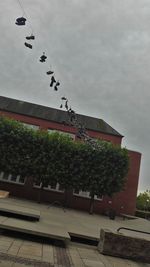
[24,42,32,49]
[16,17,26,22]
[15,21,25,26]
[26,35,35,40]
[46,71,54,75]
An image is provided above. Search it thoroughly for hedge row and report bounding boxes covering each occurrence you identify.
[0,115,129,198]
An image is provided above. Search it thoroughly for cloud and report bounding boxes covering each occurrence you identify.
[0,0,150,192]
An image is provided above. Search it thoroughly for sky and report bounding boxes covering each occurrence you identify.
[0,0,150,193]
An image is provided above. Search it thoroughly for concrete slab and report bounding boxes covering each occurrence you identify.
[0,202,40,220]
[0,190,9,198]
[0,218,70,245]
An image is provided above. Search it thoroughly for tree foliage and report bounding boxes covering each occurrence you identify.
[136,190,150,211]
[0,115,129,211]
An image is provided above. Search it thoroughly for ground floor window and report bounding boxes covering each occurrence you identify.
[0,171,26,184]
[73,190,103,200]
[33,182,65,192]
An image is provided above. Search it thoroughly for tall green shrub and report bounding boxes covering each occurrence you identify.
[0,115,129,212]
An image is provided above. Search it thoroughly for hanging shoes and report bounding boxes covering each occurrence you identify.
[16,21,25,26]
[15,17,26,26]
[53,81,60,91]
[55,81,60,87]
[50,76,56,87]
[24,42,32,49]
[39,52,47,62]
[65,100,68,110]
[46,70,54,75]
[61,96,67,101]
[26,34,35,40]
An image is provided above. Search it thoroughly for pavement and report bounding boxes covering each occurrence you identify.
[0,197,149,266]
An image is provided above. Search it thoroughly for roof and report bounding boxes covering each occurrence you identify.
[0,96,123,137]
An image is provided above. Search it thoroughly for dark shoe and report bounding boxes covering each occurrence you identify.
[61,96,67,101]
[15,21,25,26]
[46,71,54,75]
[40,53,47,62]
[50,76,56,87]
[16,17,26,22]
[24,42,32,49]
[26,35,35,40]
[55,81,60,87]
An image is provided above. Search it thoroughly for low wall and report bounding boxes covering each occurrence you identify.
[98,229,150,263]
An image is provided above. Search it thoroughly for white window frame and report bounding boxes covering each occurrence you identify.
[33,182,64,192]
[22,122,39,130]
[0,172,26,185]
[47,129,75,140]
[73,190,103,201]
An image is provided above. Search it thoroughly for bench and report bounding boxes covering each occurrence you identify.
[98,228,150,263]
[0,202,40,221]
[120,213,137,220]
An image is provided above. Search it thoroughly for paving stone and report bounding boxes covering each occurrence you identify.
[8,245,20,256]
[69,249,84,267]
[106,255,131,267]
[42,244,54,263]
[0,260,13,266]
[0,236,14,242]
[77,247,100,260]
[18,244,42,257]
[96,253,112,267]
[13,263,32,267]
[12,240,24,247]
[83,259,105,267]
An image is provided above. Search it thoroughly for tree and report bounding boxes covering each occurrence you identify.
[83,141,129,214]
[0,116,129,212]
[136,190,150,211]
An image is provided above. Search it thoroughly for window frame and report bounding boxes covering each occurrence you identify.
[73,190,103,201]
[0,172,26,185]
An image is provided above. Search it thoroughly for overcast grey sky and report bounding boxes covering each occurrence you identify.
[0,0,150,193]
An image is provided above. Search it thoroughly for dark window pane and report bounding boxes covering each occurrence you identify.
[74,189,79,194]
[19,176,25,184]
[10,175,17,182]
[2,173,9,180]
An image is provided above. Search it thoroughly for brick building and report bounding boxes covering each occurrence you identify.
[0,96,141,215]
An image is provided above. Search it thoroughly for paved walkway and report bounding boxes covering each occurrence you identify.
[0,234,149,267]
[0,197,149,266]
[1,197,149,241]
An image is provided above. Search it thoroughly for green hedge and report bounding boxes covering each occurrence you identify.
[0,115,129,199]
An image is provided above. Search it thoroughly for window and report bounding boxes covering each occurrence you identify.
[33,182,64,192]
[48,129,75,140]
[74,190,103,201]
[73,190,90,198]
[95,194,103,201]
[0,172,26,184]
[44,183,64,192]
[22,122,39,130]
